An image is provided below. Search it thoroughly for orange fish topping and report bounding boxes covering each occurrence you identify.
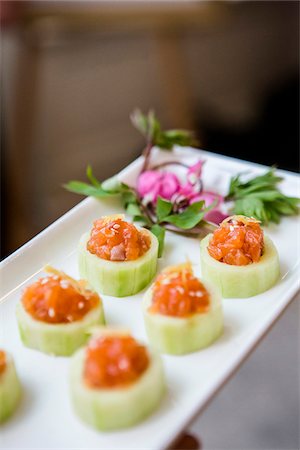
[208,215,264,266]
[87,216,150,261]
[83,335,149,389]
[0,350,6,376]
[22,267,100,324]
[150,263,210,318]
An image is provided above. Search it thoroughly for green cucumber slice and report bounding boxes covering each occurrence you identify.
[78,228,158,297]
[142,282,223,355]
[200,234,280,298]
[69,346,165,431]
[16,302,105,356]
[0,353,21,423]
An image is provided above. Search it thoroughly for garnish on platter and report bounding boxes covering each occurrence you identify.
[16,266,105,356]
[142,262,223,355]
[65,109,299,257]
[200,215,280,298]
[78,215,159,297]
[69,327,165,431]
[0,350,21,423]
[225,168,299,224]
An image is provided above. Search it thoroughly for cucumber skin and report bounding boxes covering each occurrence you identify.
[16,302,105,356]
[0,355,21,423]
[142,284,223,355]
[200,234,280,298]
[78,229,159,297]
[69,348,165,431]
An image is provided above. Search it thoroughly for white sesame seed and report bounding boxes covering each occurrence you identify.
[113,223,120,229]
[195,291,204,297]
[60,280,69,289]
[78,301,84,309]
[48,308,55,317]
[52,275,59,280]
[176,286,185,294]
[40,278,49,285]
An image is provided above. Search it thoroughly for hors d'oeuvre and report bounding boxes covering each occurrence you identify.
[16,267,105,356]
[78,215,158,297]
[0,350,21,423]
[142,263,223,355]
[200,215,280,298]
[69,328,165,430]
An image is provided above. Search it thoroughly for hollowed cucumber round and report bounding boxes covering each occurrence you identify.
[78,228,158,297]
[0,353,21,423]
[69,344,165,431]
[16,302,105,356]
[200,234,280,298]
[142,282,223,355]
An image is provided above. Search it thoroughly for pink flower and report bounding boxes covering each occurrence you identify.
[190,191,227,224]
[137,170,180,203]
[190,190,223,208]
[187,160,204,183]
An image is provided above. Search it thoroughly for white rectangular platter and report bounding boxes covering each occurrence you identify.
[1,148,299,450]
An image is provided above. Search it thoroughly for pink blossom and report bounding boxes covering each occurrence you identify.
[190,191,223,207]
[190,191,227,224]
[137,170,180,203]
[204,209,228,224]
[187,160,204,183]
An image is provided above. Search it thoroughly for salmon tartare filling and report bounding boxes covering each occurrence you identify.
[208,215,264,266]
[150,263,210,318]
[83,335,149,389]
[87,216,150,261]
[21,268,100,324]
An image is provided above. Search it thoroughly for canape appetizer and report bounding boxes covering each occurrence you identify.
[16,266,105,356]
[200,215,280,298]
[78,215,158,297]
[142,263,223,355]
[0,350,21,423]
[69,328,165,430]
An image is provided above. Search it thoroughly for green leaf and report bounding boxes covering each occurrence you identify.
[157,129,196,149]
[150,224,165,258]
[130,109,149,137]
[101,176,124,194]
[126,203,143,217]
[130,108,195,149]
[121,190,138,207]
[164,201,205,229]
[156,196,173,222]
[64,181,110,198]
[226,167,300,224]
[147,110,161,143]
[86,165,101,187]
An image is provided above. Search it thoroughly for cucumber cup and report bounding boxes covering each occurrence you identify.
[78,224,158,297]
[142,264,223,355]
[69,329,165,430]
[200,216,280,298]
[16,267,105,356]
[0,352,21,423]
[17,301,105,356]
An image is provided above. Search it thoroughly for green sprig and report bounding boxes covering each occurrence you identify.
[130,109,196,150]
[226,168,299,224]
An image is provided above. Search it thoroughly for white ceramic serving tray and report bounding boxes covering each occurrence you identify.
[1,148,299,450]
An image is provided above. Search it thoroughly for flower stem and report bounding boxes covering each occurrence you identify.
[140,142,154,173]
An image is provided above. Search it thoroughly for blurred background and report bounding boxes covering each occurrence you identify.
[1,2,299,448]
[1,0,299,258]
